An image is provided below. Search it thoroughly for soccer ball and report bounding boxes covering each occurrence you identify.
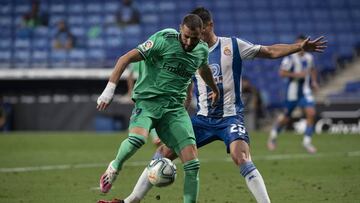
[147,158,177,187]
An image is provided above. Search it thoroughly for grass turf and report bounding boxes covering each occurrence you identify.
[0,131,359,203]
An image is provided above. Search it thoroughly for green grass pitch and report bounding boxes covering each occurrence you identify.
[0,131,359,203]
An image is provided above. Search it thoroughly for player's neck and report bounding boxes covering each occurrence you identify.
[207,33,218,48]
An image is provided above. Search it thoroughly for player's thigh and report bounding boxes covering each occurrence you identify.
[191,116,220,148]
[284,100,298,117]
[156,109,196,156]
[230,140,251,165]
[221,115,250,153]
[128,104,155,137]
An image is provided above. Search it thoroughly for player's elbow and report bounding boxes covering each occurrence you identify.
[260,46,280,59]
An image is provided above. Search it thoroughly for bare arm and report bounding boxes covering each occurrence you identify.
[108,49,143,84]
[97,49,143,110]
[198,65,219,106]
[256,36,327,59]
[184,81,194,110]
[310,67,319,91]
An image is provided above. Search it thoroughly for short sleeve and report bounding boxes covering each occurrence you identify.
[136,32,164,60]
[236,38,261,60]
[201,48,209,67]
[280,56,292,71]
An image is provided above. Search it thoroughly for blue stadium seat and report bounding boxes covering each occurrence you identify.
[0,2,12,15]
[0,16,12,27]
[33,27,49,38]
[31,49,48,68]
[14,38,31,49]
[14,49,31,68]
[50,50,67,68]
[87,49,105,67]
[87,38,105,48]
[86,3,103,14]
[86,15,103,25]
[104,14,116,25]
[68,15,85,26]
[67,3,85,14]
[14,4,30,14]
[49,14,66,26]
[32,38,50,49]
[50,3,66,14]
[0,39,11,49]
[104,1,120,14]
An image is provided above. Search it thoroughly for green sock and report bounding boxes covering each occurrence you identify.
[183,159,200,203]
[112,133,146,171]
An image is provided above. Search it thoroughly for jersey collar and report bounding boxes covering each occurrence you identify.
[209,37,219,53]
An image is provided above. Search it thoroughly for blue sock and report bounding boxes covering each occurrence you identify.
[240,161,257,177]
[304,126,314,137]
[273,123,283,134]
[152,151,164,160]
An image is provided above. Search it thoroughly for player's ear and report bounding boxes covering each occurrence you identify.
[209,21,214,29]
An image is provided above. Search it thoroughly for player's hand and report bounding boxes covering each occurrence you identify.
[208,91,219,107]
[96,82,116,111]
[295,70,307,79]
[301,36,327,53]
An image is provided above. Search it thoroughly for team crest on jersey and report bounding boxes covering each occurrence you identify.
[141,40,153,51]
[210,64,221,76]
[223,47,232,56]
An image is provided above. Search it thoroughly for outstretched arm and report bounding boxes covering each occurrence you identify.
[97,49,143,111]
[256,36,327,59]
[198,65,219,106]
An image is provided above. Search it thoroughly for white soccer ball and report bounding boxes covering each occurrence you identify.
[147,158,177,187]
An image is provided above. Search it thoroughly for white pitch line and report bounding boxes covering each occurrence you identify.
[1,150,360,173]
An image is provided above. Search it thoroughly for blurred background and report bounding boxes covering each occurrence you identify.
[0,0,359,134]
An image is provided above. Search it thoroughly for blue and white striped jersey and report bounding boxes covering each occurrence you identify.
[281,52,315,102]
[193,37,261,118]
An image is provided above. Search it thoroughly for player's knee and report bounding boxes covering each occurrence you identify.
[157,144,177,160]
[179,145,198,163]
[129,127,149,138]
[230,149,250,166]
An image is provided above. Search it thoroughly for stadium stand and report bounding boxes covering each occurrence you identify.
[1,0,360,108]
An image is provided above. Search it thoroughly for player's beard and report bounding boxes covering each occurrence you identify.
[180,39,198,52]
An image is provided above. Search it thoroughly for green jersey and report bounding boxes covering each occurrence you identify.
[132,28,209,105]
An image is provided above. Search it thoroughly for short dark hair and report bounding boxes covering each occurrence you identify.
[190,7,212,24]
[297,34,307,40]
[182,14,203,30]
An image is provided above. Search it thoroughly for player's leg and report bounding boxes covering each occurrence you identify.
[225,115,271,203]
[123,115,213,203]
[149,129,162,147]
[157,109,200,203]
[230,140,270,203]
[302,105,317,153]
[123,144,177,203]
[99,106,151,193]
[268,101,295,150]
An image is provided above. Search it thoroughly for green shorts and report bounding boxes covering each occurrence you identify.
[129,98,196,155]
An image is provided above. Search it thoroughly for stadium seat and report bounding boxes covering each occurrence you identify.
[50,50,67,68]
[67,3,85,14]
[31,49,49,68]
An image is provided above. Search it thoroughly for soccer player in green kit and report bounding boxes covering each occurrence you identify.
[97,14,219,203]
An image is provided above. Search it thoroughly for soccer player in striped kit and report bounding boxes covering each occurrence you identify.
[98,7,326,203]
[268,35,319,154]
